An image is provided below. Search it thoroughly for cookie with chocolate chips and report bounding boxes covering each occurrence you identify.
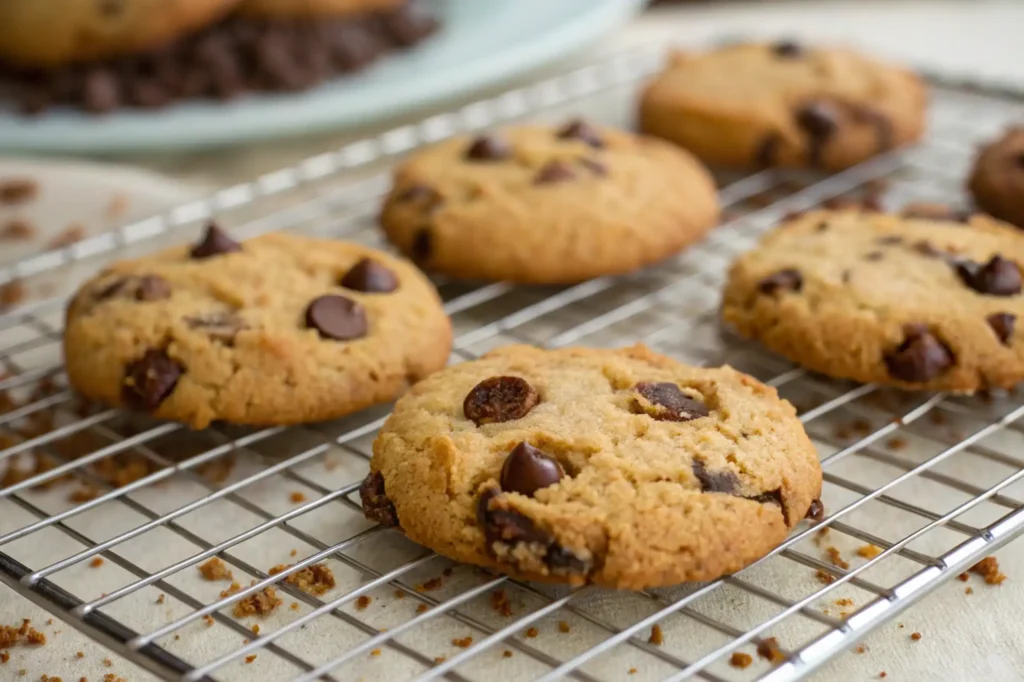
[968,126,1024,229]
[379,121,720,284]
[723,209,1024,391]
[63,224,451,428]
[639,42,927,170]
[362,344,821,589]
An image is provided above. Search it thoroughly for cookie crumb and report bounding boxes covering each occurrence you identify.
[219,582,241,598]
[289,549,298,557]
[1,219,35,241]
[525,627,538,638]
[834,598,854,607]
[880,672,887,678]
[155,594,165,605]
[251,625,259,635]
[433,656,445,664]
[198,558,233,581]
[857,545,882,559]
[0,280,25,311]
[885,437,907,450]
[356,596,372,610]
[815,570,836,585]
[232,587,282,618]
[648,624,664,645]
[202,615,214,627]
[910,632,922,641]
[0,620,47,648]
[826,546,850,569]
[0,179,38,205]
[813,527,830,546]
[370,649,381,657]
[957,573,969,582]
[970,557,1006,585]
[855,645,866,654]
[452,637,473,648]
[416,604,429,614]
[898,623,904,629]
[289,492,306,503]
[965,587,974,595]
[245,655,257,664]
[290,602,299,611]
[502,650,513,658]
[491,589,512,617]
[628,668,637,675]
[48,224,86,249]
[417,577,444,592]
[729,652,753,669]
[394,590,406,599]
[102,659,111,668]
[756,637,785,663]
[0,651,8,664]
[269,563,336,595]
[558,621,570,634]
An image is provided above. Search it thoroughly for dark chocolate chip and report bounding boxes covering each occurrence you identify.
[500,442,565,497]
[987,312,1016,345]
[884,325,954,382]
[633,382,709,422]
[534,161,576,185]
[771,40,803,58]
[135,275,172,301]
[359,471,399,528]
[122,349,182,411]
[557,119,603,148]
[304,295,367,341]
[464,376,540,425]
[756,133,781,168]
[411,229,432,261]
[863,251,884,261]
[795,101,839,166]
[190,223,241,259]
[758,269,803,294]
[876,236,904,245]
[691,459,739,494]
[340,258,399,293]
[806,498,825,522]
[747,488,785,510]
[955,255,1022,296]
[465,135,511,161]
[185,312,246,344]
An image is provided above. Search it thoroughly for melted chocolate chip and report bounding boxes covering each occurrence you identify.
[185,312,246,344]
[772,40,803,58]
[795,101,839,166]
[758,269,803,294]
[534,161,576,185]
[500,442,565,497]
[756,133,781,168]
[987,312,1016,345]
[955,255,1022,296]
[190,223,241,259]
[465,135,511,161]
[557,119,603,148]
[304,295,367,340]
[123,350,183,411]
[691,459,738,494]
[359,471,399,527]
[341,258,399,293]
[411,229,432,261]
[633,382,709,422]
[464,376,540,425]
[884,325,954,382]
[806,498,825,522]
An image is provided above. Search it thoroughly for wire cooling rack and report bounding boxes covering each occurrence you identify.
[4,45,1024,682]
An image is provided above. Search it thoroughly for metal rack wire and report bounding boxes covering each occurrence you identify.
[3,45,1024,682]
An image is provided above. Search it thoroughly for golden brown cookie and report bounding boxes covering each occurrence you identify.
[361,344,822,590]
[0,0,241,67]
[379,121,721,284]
[723,209,1024,391]
[237,0,403,18]
[968,127,1024,229]
[64,224,452,429]
[639,42,927,170]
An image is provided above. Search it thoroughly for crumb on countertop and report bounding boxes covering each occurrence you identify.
[966,587,974,595]
[417,577,444,592]
[558,621,570,634]
[648,624,663,645]
[524,627,538,639]
[155,594,165,605]
[232,587,282,618]
[911,632,922,641]
[269,562,336,596]
[89,558,103,569]
[452,636,473,648]
[416,604,429,614]
[729,652,753,669]
[957,573,969,582]
[370,649,381,658]
[1,219,35,241]
[826,546,850,570]
[502,650,513,658]
[220,582,241,599]
[356,596,372,611]
[244,655,257,664]
[0,620,47,648]
[491,589,512,617]
[0,179,38,205]
[0,280,25,311]
[885,437,907,450]
[756,637,786,663]
[394,590,406,599]
[857,544,882,559]
[289,491,306,503]
[433,656,445,664]
[198,557,233,581]
[815,570,836,585]
[970,557,1006,585]
[834,598,854,607]
[628,668,637,675]
[855,645,866,654]
[289,549,298,557]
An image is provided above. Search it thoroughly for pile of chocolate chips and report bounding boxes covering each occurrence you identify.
[0,4,437,115]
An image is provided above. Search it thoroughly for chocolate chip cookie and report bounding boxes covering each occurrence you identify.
[639,42,927,170]
[63,224,452,428]
[723,210,1024,391]
[379,121,720,284]
[361,344,821,589]
[968,127,1024,229]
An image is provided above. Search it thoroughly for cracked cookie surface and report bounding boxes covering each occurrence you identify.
[379,121,720,284]
[64,226,452,428]
[723,209,1024,391]
[362,344,821,589]
[639,42,926,170]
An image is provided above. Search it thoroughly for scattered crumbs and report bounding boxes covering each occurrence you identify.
[525,627,538,639]
[885,437,907,451]
[40,675,63,682]
[232,587,282,618]
[269,563,336,595]
[826,546,850,570]
[198,557,233,581]
[0,280,26,311]
[729,652,753,669]
[356,596,373,610]
[418,577,444,592]
[855,645,866,654]
[834,598,854,607]
[857,545,882,559]
[558,621,571,634]
[155,594,165,605]
[452,636,473,648]
[289,549,298,557]
[433,656,446,664]
[75,652,84,659]
[0,651,8,664]
[957,573,969,582]
[102,659,112,668]
[220,582,242,599]
[202,615,215,627]
[628,668,638,675]
[0,178,38,205]
[1,219,35,241]
[970,557,1006,585]
[416,604,429,614]
[815,570,836,585]
[289,492,306,503]
[103,675,126,682]
[370,649,381,658]
[813,527,830,547]
[491,589,512,617]
[966,587,974,595]
[245,655,257,664]
[756,637,786,663]
[502,650,513,658]
[251,625,260,635]
[911,632,922,641]
[648,624,664,646]
[88,557,104,569]
[0,620,47,648]
[47,224,86,249]
[290,602,299,611]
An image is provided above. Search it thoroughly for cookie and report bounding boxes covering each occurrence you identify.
[237,0,403,18]
[639,42,927,171]
[379,121,720,284]
[0,0,240,67]
[63,224,452,429]
[722,209,1024,391]
[361,344,821,589]
[968,127,1024,229]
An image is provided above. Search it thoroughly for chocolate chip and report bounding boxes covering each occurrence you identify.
[190,223,241,259]
[500,442,565,497]
[135,275,172,301]
[123,350,183,411]
[876,236,904,245]
[795,101,839,166]
[772,41,803,58]
[360,471,399,527]
[987,313,1016,345]
[557,119,603,148]
[955,255,1022,296]
[304,295,367,341]
[806,498,825,521]
[534,161,576,185]
[863,251,884,261]
[633,382,709,422]
[912,241,946,259]
[758,269,803,294]
[464,376,540,425]
[465,135,511,161]
[340,258,399,293]
[884,325,954,382]
[411,229,432,261]
[756,133,781,168]
[691,459,738,494]
[185,312,246,344]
